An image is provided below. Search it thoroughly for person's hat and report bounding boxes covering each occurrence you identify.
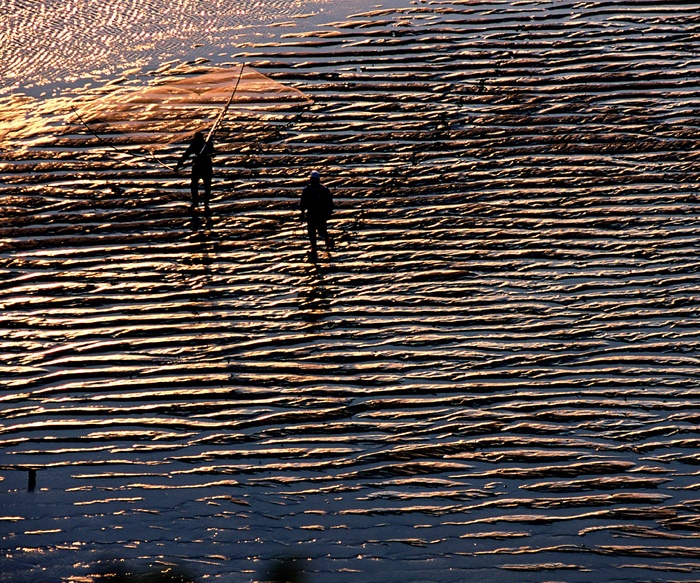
[310,170,321,179]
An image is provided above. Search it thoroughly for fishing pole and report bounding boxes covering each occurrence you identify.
[68,62,247,172]
[201,62,246,153]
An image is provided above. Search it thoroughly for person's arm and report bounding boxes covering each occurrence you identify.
[300,187,308,219]
[176,143,194,170]
[324,185,334,214]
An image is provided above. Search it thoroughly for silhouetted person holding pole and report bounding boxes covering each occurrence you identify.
[300,170,334,261]
[176,131,215,211]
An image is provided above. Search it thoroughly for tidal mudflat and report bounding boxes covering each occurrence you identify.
[2,1,700,582]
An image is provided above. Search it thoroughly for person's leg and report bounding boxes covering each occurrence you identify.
[202,173,212,209]
[318,221,333,250]
[190,173,200,208]
[307,221,318,255]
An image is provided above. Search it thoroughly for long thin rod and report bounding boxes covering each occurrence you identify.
[202,62,245,150]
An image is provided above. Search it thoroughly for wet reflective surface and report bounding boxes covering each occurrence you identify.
[2,1,700,582]
[0,0,398,97]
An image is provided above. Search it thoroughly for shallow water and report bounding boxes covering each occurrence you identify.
[0,0,405,98]
[2,1,700,582]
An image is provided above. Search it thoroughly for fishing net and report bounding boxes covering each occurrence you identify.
[0,64,310,150]
[69,64,312,148]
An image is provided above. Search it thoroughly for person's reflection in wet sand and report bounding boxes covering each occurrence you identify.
[182,234,218,307]
[296,267,333,328]
[190,204,214,232]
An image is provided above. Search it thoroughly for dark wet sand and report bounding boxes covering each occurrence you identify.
[2,1,700,582]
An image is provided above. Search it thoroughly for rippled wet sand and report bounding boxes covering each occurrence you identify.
[2,1,700,582]
[0,0,400,97]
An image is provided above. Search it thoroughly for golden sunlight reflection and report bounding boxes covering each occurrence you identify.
[3,1,700,582]
[1,65,310,150]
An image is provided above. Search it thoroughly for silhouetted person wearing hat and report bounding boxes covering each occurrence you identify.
[300,170,334,260]
[177,131,215,211]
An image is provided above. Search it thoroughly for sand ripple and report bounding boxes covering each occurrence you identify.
[0,0,357,97]
[2,1,700,582]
